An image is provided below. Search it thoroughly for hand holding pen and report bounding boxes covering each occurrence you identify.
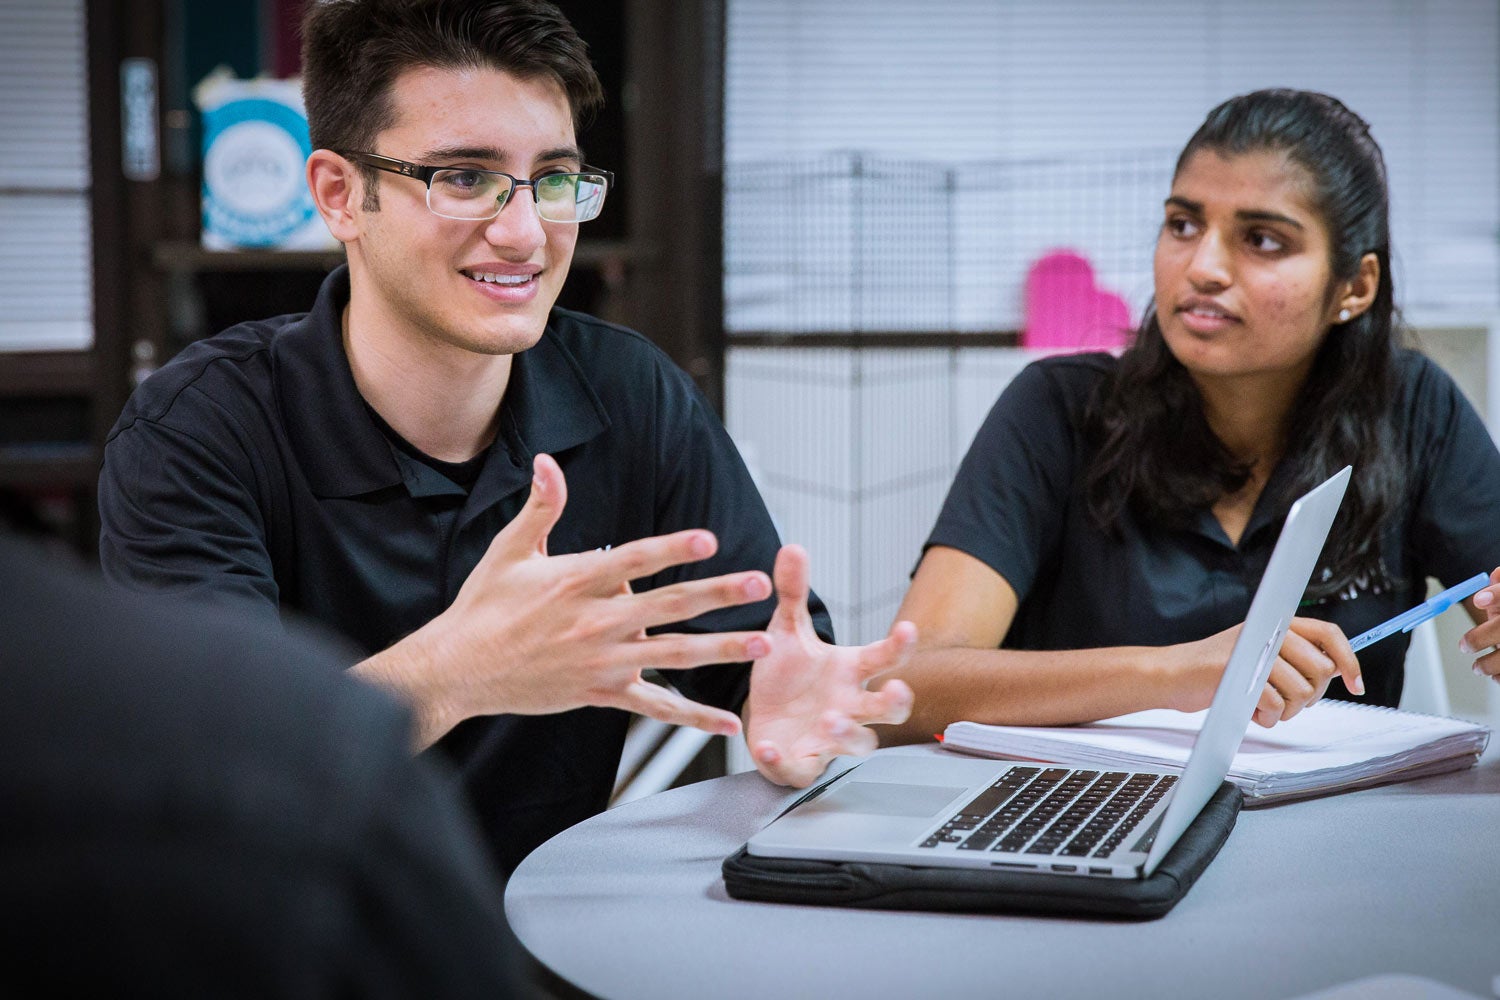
[1348,572,1491,653]
[1457,568,1500,683]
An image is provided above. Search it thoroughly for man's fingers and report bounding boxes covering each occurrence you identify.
[853,678,914,726]
[614,680,742,737]
[589,528,723,588]
[750,741,820,789]
[855,620,918,680]
[816,710,880,756]
[770,544,813,628]
[488,453,567,562]
[753,712,881,787]
[628,630,773,670]
[1473,646,1500,680]
[623,571,773,633]
[773,544,812,604]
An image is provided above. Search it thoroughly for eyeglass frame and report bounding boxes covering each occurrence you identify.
[339,150,615,223]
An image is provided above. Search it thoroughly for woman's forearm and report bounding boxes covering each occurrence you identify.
[877,642,1186,745]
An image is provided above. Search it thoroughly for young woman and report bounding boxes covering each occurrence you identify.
[881,89,1500,743]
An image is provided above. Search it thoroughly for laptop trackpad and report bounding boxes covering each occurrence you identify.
[813,781,966,818]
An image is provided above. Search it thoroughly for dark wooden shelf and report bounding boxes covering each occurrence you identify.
[575,238,643,266]
[0,445,98,489]
[151,241,347,273]
[0,352,99,396]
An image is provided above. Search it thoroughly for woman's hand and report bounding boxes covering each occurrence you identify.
[1460,567,1500,682]
[1164,617,1363,727]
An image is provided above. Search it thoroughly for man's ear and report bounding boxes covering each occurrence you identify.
[306,149,362,243]
[1333,251,1380,324]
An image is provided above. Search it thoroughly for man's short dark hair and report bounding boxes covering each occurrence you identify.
[301,0,605,207]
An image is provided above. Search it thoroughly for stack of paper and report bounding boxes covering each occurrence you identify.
[941,700,1490,805]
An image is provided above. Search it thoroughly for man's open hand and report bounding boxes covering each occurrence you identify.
[744,544,916,787]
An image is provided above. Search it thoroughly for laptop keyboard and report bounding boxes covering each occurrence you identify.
[917,765,1176,858]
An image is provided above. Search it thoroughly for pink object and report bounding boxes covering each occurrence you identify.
[1021,250,1132,352]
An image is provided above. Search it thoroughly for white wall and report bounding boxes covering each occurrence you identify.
[725,0,1500,329]
[728,344,1039,643]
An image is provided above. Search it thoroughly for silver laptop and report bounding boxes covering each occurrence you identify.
[748,466,1351,879]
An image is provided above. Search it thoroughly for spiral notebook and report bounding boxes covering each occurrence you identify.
[941,700,1490,805]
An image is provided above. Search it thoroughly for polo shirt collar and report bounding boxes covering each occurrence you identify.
[502,321,611,459]
[1241,456,1300,543]
[1189,454,1301,551]
[274,266,404,498]
[274,266,609,501]
[460,319,611,520]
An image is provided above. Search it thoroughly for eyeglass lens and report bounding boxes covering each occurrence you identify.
[428,169,607,222]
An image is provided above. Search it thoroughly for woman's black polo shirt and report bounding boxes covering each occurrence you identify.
[927,350,1500,708]
[99,266,830,876]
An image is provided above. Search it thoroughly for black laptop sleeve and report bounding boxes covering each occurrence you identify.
[722,780,1242,920]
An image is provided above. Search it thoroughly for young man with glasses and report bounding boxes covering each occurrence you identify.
[98,0,915,877]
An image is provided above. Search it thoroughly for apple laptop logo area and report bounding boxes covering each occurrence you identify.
[1247,615,1290,697]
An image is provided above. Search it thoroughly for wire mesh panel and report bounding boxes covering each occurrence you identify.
[724,150,1174,642]
[950,150,1173,330]
[726,149,1173,334]
[725,153,955,333]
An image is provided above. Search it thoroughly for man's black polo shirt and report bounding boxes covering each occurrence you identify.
[99,266,829,875]
[928,350,1500,708]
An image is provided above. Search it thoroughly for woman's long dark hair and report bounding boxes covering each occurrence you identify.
[1084,89,1402,599]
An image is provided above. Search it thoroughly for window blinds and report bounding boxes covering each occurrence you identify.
[0,0,92,351]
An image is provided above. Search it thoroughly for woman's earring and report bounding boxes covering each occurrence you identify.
[1338,308,1351,323]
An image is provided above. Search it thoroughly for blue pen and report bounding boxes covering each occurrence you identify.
[1347,572,1491,652]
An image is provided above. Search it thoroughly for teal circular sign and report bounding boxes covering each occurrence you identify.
[201,97,316,247]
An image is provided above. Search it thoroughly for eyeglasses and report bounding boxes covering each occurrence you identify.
[341,151,613,223]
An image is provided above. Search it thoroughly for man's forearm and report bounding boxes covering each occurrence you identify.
[350,626,463,752]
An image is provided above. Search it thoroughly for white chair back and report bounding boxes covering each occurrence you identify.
[1398,618,1451,716]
